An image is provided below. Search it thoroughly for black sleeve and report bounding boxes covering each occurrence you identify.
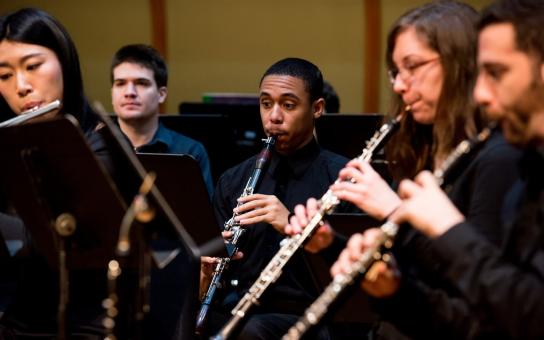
[462,137,520,245]
[372,274,482,339]
[431,222,544,339]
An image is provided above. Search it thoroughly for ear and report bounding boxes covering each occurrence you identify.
[313,98,325,119]
[158,87,168,104]
[540,62,544,83]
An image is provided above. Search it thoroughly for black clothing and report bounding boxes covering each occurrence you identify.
[374,131,521,339]
[429,146,544,339]
[211,138,351,337]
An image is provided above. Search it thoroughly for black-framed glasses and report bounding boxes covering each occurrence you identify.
[388,57,440,85]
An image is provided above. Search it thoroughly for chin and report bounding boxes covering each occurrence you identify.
[274,142,291,155]
[412,111,434,125]
[502,122,527,148]
[119,112,144,119]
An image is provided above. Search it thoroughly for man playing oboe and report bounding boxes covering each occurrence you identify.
[203,58,354,339]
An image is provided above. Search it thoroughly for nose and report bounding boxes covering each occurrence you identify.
[392,74,408,95]
[474,74,504,120]
[268,103,283,124]
[473,74,492,109]
[16,72,32,97]
[124,82,137,98]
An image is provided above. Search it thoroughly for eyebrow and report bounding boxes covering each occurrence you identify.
[259,91,301,101]
[0,52,45,68]
[113,77,152,82]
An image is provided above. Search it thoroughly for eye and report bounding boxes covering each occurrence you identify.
[27,62,43,71]
[136,79,152,87]
[485,66,505,81]
[487,70,498,80]
[260,99,272,109]
[404,61,421,72]
[0,72,12,81]
[283,102,296,110]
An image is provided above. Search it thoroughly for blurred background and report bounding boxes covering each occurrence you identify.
[1,0,490,115]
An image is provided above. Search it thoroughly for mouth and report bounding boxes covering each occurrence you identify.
[122,102,141,108]
[22,101,43,113]
[266,130,286,139]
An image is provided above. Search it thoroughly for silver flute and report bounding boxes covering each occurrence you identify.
[212,115,403,340]
[282,125,495,340]
[0,100,61,128]
[195,136,276,336]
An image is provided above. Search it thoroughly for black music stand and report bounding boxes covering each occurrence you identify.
[159,113,264,185]
[315,114,384,159]
[327,213,380,237]
[137,153,227,257]
[315,114,393,182]
[0,116,130,338]
[99,113,202,340]
[0,116,127,270]
[0,115,200,340]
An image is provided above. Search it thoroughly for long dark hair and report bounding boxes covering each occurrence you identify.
[0,8,98,132]
[384,1,483,180]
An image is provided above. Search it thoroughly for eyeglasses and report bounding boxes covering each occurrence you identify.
[388,57,440,85]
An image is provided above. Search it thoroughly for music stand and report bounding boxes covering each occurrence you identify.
[159,113,264,185]
[99,113,202,340]
[158,114,244,185]
[0,115,200,339]
[0,116,127,270]
[315,114,384,159]
[326,213,381,238]
[137,153,227,257]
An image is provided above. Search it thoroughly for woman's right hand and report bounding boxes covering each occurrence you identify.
[331,160,401,220]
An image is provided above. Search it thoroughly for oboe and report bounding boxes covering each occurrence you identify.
[212,115,403,340]
[0,100,62,128]
[282,125,495,340]
[195,136,276,335]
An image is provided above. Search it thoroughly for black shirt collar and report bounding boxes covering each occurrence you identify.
[269,138,320,179]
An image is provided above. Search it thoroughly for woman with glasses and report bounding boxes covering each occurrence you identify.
[287,1,520,338]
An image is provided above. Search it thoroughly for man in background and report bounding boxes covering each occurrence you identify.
[111,44,214,195]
